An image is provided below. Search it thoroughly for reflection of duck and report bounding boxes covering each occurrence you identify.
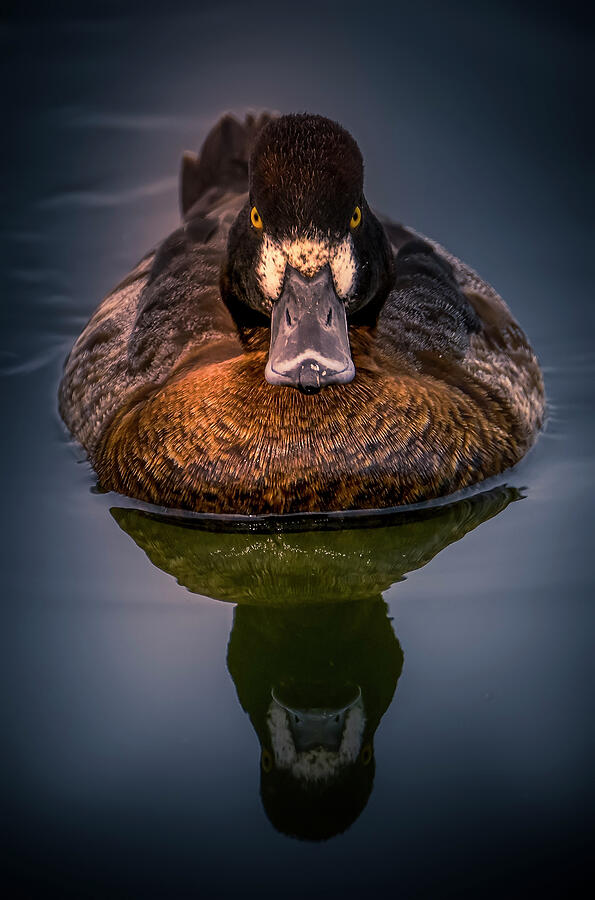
[227,599,402,840]
[112,486,518,840]
[59,113,544,515]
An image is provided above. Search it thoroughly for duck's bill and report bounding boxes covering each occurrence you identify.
[265,265,355,394]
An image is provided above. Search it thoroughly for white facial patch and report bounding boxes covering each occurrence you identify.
[266,697,366,784]
[330,236,357,299]
[255,234,286,304]
[256,231,357,301]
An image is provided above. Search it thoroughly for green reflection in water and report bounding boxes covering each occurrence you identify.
[112,486,519,840]
[111,487,519,606]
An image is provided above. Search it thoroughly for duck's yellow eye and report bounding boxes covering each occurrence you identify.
[350,205,362,229]
[360,743,373,766]
[251,206,263,230]
[261,749,273,772]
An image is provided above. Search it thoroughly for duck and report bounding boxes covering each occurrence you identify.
[59,112,545,515]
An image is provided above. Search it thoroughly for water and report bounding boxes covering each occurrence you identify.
[2,2,592,896]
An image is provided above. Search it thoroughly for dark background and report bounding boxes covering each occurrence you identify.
[1,1,593,897]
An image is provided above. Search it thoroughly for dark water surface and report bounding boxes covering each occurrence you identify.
[2,2,592,897]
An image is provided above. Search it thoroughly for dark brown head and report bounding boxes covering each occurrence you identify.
[225,114,393,393]
[250,114,364,238]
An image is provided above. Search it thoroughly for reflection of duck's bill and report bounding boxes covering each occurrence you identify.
[265,266,355,394]
[267,695,366,781]
[271,685,362,753]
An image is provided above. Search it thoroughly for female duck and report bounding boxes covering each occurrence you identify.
[59,113,544,515]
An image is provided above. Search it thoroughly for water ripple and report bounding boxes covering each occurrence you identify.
[38,176,177,210]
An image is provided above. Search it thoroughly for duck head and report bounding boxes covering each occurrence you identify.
[225,114,393,393]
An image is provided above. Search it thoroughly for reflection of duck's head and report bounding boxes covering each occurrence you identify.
[227,599,403,841]
[224,114,393,393]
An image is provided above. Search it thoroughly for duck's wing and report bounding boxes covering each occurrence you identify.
[377,221,545,441]
[377,237,481,363]
[59,192,246,459]
[60,113,278,459]
[381,218,505,308]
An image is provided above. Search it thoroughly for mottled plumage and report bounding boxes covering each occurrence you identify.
[59,113,545,514]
